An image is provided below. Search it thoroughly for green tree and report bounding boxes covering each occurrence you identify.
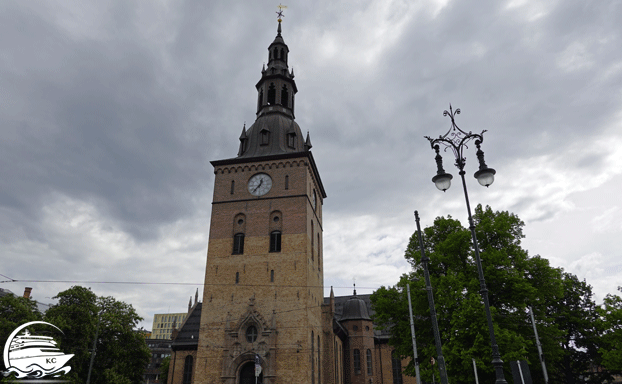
[599,287,622,374]
[371,206,566,383]
[44,286,150,384]
[546,273,610,383]
[160,356,170,383]
[0,293,42,381]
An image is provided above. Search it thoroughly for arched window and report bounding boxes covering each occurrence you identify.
[281,85,289,108]
[267,83,276,105]
[280,48,284,60]
[183,355,193,384]
[367,349,373,375]
[285,175,289,189]
[270,231,281,252]
[353,349,361,375]
[246,325,258,343]
[270,269,275,282]
[233,233,244,254]
[230,180,235,195]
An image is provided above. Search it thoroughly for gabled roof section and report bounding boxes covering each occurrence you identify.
[171,302,201,351]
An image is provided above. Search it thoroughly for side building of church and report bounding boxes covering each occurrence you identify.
[167,20,416,384]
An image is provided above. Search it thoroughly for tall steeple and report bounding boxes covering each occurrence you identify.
[237,20,306,159]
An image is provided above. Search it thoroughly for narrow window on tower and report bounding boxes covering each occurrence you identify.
[270,231,281,252]
[281,85,289,108]
[257,89,263,111]
[367,349,373,375]
[311,221,314,261]
[267,83,276,105]
[235,272,240,284]
[230,180,235,194]
[285,175,289,189]
[318,335,321,384]
[232,233,244,254]
[353,349,361,375]
[261,129,270,146]
[280,48,284,60]
[311,331,315,384]
[318,233,321,271]
[270,269,274,282]
[287,133,296,149]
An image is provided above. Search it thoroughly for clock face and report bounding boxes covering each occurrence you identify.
[248,173,273,196]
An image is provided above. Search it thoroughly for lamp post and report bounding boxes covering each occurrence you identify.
[414,210,449,384]
[424,105,507,384]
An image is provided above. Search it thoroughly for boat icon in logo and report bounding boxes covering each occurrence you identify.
[2,321,73,379]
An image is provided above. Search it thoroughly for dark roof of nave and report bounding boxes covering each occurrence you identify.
[171,302,201,351]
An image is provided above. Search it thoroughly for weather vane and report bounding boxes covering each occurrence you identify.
[276,4,287,22]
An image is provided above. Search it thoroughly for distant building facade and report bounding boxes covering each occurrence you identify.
[144,338,172,383]
[152,313,188,340]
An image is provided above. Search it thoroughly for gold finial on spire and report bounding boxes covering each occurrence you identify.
[276,4,287,22]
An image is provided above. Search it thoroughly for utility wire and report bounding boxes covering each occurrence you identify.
[0,277,379,290]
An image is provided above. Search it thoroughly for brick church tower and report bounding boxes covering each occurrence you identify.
[189,19,326,384]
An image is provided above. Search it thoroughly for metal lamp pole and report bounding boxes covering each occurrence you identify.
[425,105,507,384]
[414,210,449,384]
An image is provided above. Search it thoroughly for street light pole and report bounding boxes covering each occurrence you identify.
[425,105,507,384]
[414,210,449,384]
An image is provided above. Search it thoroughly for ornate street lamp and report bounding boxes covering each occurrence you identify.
[424,105,507,384]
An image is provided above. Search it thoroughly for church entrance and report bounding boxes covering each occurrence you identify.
[239,361,263,384]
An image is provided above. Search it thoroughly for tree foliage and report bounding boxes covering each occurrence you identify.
[371,205,621,383]
[599,287,622,374]
[160,356,170,383]
[43,286,150,384]
[0,293,42,380]
[1,286,149,384]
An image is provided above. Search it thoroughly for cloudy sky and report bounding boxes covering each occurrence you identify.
[1,0,621,330]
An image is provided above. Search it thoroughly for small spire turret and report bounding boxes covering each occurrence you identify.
[304,131,312,151]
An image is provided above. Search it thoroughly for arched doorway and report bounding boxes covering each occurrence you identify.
[239,361,263,384]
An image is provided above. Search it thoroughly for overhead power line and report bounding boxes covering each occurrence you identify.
[0,277,379,290]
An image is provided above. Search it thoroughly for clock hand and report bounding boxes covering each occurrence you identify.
[253,179,263,192]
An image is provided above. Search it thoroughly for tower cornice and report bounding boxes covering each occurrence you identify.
[211,151,327,199]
